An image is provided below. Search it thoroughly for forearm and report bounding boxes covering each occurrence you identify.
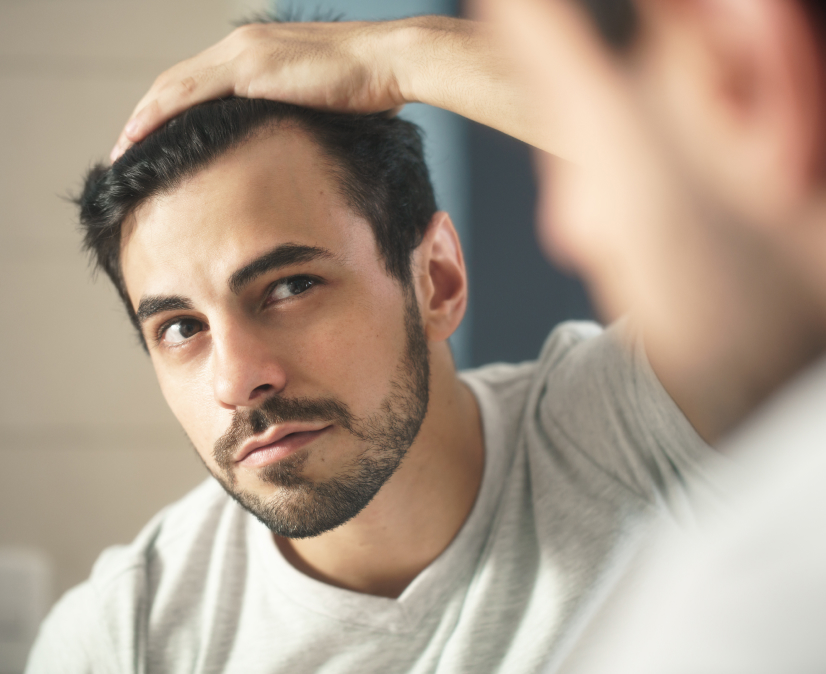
[390,17,565,157]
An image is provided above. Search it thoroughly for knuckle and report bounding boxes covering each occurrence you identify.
[176,75,199,96]
[235,44,261,71]
[153,69,172,89]
[231,22,265,45]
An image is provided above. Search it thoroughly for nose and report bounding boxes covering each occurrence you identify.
[210,320,287,409]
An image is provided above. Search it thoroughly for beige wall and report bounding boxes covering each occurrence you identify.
[0,0,268,608]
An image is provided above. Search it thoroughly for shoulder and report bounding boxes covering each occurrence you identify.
[25,581,109,673]
[534,319,638,391]
[460,320,631,432]
[527,319,693,445]
[460,321,604,413]
[458,321,629,486]
[536,320,607,367]
[89,478,232,589]
[472,319,716,514]
[27,479,239,671]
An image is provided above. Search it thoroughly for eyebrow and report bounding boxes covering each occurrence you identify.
[228,243,336,295]
[134,244,335,327]
[136,295,193,326]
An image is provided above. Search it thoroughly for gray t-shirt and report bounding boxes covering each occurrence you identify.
[26,322,716,674]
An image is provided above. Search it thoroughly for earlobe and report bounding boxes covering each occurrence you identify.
[414,212,468,342]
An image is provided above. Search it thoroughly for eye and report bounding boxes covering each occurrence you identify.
[268,276,317,302]
[159,318,204,345]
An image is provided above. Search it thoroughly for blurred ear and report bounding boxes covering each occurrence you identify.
[412,212,468,342]
[636,0,824,226]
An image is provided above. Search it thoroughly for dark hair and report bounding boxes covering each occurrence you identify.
[574,0,638,50]
[577,0,826,52]
[77,98,437,341]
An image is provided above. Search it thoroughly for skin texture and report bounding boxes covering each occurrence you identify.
[120,128,484,598]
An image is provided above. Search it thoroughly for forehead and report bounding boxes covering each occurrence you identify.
[120,129,379,304]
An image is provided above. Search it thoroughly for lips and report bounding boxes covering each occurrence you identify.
[234,422,333,466]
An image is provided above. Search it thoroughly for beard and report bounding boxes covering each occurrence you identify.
[207,290,430,539]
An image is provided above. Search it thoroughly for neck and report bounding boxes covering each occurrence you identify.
[275,342,484,598]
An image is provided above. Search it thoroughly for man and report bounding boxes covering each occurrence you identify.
[103,0,826,671]
[102,0,826,671]
[27,93,715,671]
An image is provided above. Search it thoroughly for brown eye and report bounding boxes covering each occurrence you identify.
[161,318,203,345]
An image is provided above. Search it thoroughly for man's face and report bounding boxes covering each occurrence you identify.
[120,128,429,538]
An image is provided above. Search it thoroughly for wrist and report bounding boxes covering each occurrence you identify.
[386,16,471,105]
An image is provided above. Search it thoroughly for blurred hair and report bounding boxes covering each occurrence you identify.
[574,0,638,49]
[76,99,437,344]
[803,0,826,39]
[576,0,826,51]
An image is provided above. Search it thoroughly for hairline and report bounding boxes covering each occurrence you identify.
[120,119,363,250]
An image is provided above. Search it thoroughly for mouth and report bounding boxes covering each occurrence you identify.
[234,423,333,468]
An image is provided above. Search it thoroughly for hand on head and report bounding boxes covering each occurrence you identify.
[110,20,408,161]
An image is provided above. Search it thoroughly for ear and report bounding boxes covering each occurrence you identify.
[637,0,824,225]
[411,212,468,342]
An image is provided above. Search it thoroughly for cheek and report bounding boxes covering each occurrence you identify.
[288,299,408,406]
[146,285,410,461]
[153,358,222,462]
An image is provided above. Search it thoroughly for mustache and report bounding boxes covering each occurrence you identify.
[213,394,356,469]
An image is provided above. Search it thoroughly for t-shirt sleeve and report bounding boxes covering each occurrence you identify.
[25,582,116,674]
[532,320,722,518]
[25,540,147,674]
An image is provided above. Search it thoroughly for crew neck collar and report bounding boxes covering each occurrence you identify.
[247,372,513,633]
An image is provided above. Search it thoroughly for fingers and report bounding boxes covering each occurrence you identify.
[110,103,154,162]
[111,67,235,161]
[110,25,275,161]
[108,20,403,162]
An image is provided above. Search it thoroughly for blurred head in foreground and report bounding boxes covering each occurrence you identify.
[483,0,826,435]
